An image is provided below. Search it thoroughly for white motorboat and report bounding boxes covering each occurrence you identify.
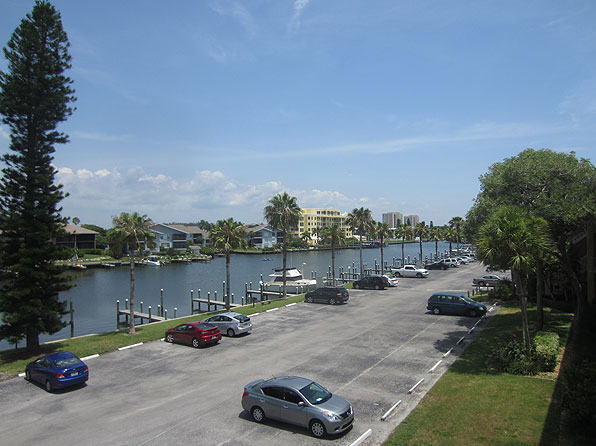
[265,267,316,292]
[145,256,163,266]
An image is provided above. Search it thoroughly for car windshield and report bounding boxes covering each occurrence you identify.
[462,296,476,304]
[54,357,80,368]
[300,382,332,405]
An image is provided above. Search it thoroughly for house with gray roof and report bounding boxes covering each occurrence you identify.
[245,224,282,249]
[150,224,210,251]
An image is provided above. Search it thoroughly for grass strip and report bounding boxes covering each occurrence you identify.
[384,304,573,446]
[0,292,308,379]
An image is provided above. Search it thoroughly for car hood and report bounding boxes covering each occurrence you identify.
[316,394,351,414]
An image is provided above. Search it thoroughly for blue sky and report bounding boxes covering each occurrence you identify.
[1,0,594,228]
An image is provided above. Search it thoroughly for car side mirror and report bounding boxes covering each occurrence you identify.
[298,401,305,407]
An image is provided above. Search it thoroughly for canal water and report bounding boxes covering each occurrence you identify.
[1,241,452,351]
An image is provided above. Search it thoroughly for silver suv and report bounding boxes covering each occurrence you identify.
[202,312,252,337]
[241,376,354,438]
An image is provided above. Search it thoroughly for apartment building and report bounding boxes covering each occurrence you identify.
[382,212,403,228]
[297,208,353,243]
[404,215,420,227]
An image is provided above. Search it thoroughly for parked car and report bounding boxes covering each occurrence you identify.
[382,274,399,287]
[25,352,89,392]
[203,312,253,337]
[165,322,221,347]
[391,265,429,278]
[439,258,459,268]
[305,286,349,304]
[472,274,504,287]
[425,261,449,270]
[427,292,487,317]
[241,376,354,438]
[353,275,389,289]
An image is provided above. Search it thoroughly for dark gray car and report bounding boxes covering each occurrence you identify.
[241,376,354,438]
[304,286,349,304]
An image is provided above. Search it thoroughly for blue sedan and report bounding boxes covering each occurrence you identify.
[25,352,89,392]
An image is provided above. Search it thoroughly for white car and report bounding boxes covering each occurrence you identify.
[439,258,459,268]
[391,265,429,278]
[202,312,253,337]
[382,275,399,287]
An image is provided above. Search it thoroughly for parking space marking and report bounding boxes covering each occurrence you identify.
[350,428,373,446]
[118,342,143,351]
[407,378,424,394]
[81,354,99,361]
[442,347,454,358]
[380,400,402,421]
[285,303,297,307]
[456,336,466,345]
[265,308,279,313]
[428,360,443,373]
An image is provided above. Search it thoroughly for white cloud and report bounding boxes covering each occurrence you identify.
[71,131,130,142]
[289,0,311,33]
[54,166,385,227]
[210,1,257,39]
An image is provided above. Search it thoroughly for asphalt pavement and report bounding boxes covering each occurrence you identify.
[0,261,497,446]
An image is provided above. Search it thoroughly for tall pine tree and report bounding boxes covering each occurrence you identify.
[0,1,76,352]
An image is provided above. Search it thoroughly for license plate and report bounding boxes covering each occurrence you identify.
[71,372,78,376]
[212,335,217,339]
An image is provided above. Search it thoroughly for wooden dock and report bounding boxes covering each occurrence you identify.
[116,300,166,327]
[191,298,240,314]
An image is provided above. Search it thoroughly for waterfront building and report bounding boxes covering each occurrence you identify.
[55,224,99,250]
[382,212,403,229]
[297,208,353,244]
[245,224,283,249]
[150,224,209,251]
[404,215,420,227]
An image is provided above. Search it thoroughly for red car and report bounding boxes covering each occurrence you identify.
[165,322,221,348]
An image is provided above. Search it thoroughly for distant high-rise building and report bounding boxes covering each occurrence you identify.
[404,215,420,227]
[382,212,403,228]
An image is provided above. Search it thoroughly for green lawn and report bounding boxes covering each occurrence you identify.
[0,293,306,379]
[384,304,573,446]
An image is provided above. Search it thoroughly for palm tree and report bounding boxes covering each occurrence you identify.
[264,192,302,298]
[300,230,312,247]
[449,216,464,254]
[476,206,550,354]
[415,222,427,266]
[394,224,412,265]
[376,222,392,273]
[347,207,374,278]
[320,224,346,285]
[211,218,247,310]
[112,212,155,335]
[429,226,442,259]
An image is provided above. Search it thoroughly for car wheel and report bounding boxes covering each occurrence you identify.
[329,297,336,305]
[468,309,478,317]
[478,281,486,287]
[251,406,265,423]
[305,295,313,303]
[416,272,422,278]
[165,333,174,343]
[433,307,441,315]
[25,370,31,381]
[374,284,380,290]
[353,283,359,289]
[192,338,200,348]
[227,328,235,337]
[395,272,401,277]
[443,266,448,270]
[45,380,53,392]
[310,419,327,438]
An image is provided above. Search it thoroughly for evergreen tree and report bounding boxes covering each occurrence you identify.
[0,1,76,352]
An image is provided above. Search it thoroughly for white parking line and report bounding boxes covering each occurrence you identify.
[265,308,279,313]
[118,342,143,351]
[468,327,475,334]
[350,428,373,446]
[443,347,454,358]
[407,378,424,394]
[285,303,297,307]
[380,400,402,421]
[18,372,25,377]
[81,354,99,361]
[456,336,466,345]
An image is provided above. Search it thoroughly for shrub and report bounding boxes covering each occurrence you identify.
[80,248,104,255]
[559,360,596,428]
[534,331,559,372]
[488,279,514,300]
[200,247,214,256]
[489,336,538,375]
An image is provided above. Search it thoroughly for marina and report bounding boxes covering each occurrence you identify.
[1,241,452,351]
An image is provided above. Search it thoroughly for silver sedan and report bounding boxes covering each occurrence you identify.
[202,312,252,337]
[241,376,354,438]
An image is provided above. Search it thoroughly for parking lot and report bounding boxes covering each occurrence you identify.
[0,262,495,446]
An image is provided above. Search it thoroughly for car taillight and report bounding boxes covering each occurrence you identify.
[54,372,64,379]
[83,367,89,373]
[242,391,248,398]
